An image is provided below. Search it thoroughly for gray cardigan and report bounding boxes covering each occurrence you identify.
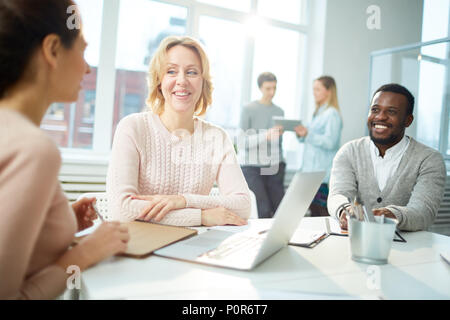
[328,136,446,231]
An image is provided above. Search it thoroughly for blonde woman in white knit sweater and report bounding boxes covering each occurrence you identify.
[107,36,251,227]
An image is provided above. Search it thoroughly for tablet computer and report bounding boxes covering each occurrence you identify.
[272,116,302,132]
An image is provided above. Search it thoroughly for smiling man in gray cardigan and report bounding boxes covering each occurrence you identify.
[328,84,446,231]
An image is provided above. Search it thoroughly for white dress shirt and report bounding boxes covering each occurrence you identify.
[369,135,410,192]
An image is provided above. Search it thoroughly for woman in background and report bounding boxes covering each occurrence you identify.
[295,76,343,216]
[0,0,129,299]
[107,36,250,226]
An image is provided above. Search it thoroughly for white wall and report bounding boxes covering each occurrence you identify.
[319,0,424,145]
[300,0,327,122]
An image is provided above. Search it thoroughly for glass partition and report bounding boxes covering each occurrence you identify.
[368,38,450,157]
[41,0,103,149]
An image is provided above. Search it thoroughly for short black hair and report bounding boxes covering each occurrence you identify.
[372,83,415,115]
[257,72,277,88]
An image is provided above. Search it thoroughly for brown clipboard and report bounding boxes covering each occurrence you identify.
[73,221,198,258]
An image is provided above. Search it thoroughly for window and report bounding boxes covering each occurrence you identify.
[112,0,187,138]
[197,0,251,12]
[419,0,450,156]
[421,0,449,43]
[251,26,304,119]
[257,0,306,24]
[251,25,306,170]
[41,0,103,149]
[416,54,446,151]
[56,0,310,171]
[82,91,96,123]
[369,0,450,159]
[123,93,144,118]
[199,16,247,129]
[46,103,65,121]
[40,103,68,147]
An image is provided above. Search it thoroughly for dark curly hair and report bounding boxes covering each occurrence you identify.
[0,0,80,98]
[373,83,415,115]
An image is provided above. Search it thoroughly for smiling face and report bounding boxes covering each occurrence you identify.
[160,45,203,115]
[367,91,413,148]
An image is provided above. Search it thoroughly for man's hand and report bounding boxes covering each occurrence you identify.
[340,207,396,230]
[372,208,396,220]
[338,205,353,230]
[266,126,284,141]
[132,195,186,222]
[339,213,348,230]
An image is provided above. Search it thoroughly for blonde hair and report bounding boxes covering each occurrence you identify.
[315,75,340,113]
[146,35,213,116]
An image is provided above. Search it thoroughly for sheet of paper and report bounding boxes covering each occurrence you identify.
[289,229,327,246]
[325,217,348,235]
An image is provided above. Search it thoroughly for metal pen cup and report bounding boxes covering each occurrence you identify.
[348,216,397,265]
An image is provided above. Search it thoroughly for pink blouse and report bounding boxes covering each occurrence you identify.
[106,112,251,226]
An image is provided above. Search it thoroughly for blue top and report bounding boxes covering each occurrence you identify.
[298,104,342,184]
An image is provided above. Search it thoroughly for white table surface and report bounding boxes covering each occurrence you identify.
[77,217,450,300]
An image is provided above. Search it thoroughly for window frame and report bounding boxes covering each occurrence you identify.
[60,0,310,167]
[368,36,450,162]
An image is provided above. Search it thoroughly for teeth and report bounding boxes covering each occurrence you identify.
[174,92,189,96]
[374,124,388,129]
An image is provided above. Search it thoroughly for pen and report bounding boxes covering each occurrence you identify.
[350,197,360,221]
[92,202,104,222]
[394,230,406,243]
[347,197,356,220]
[354,196,365,221]
[362,204,376,223]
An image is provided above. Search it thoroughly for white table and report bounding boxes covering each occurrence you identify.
[77,217,450,300]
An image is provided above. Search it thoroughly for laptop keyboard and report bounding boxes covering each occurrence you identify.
[201,235,264,260]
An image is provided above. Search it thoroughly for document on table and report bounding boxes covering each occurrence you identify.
[322,217,404,242]
[289,229,328,248]
[324,217,348,236]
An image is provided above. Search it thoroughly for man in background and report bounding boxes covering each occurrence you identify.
[238,72,286,218]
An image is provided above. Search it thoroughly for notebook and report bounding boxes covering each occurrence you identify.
[74,221,197,258]
[289,229,329,248]
[272,116,302,131]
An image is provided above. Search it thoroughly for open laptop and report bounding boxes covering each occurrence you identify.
[154,171,326,270]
